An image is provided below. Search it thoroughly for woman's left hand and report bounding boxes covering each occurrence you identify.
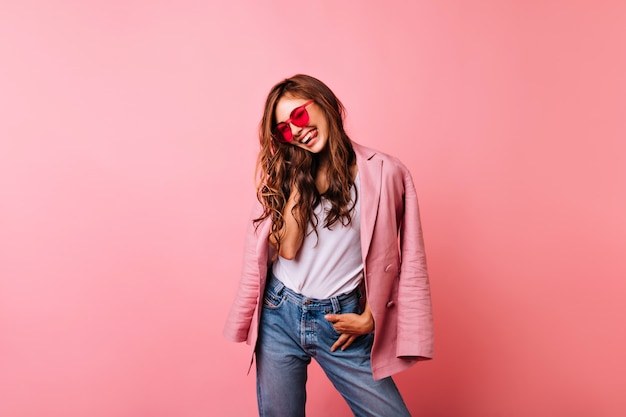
[325,303,374,352]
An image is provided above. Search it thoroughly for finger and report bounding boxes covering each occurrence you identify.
[332,319,356,335]
[340,335,357,351]
[324,314,338,323]
[330,334,350,352]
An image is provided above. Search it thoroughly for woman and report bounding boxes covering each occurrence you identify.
[223,74,433,416]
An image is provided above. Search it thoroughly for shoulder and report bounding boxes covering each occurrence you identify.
[352,141,411,173]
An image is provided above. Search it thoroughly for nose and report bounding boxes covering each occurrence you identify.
[289,123,303,140]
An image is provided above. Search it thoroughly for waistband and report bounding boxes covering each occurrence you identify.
[266,273,361,311]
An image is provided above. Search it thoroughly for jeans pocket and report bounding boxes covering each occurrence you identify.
[341,297,362,315]
[263,291,286,310]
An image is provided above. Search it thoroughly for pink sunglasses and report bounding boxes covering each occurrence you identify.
[273,100,314,142]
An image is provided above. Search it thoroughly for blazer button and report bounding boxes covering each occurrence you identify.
[386,300,395,308]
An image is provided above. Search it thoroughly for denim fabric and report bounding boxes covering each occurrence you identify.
[256,275,411,417]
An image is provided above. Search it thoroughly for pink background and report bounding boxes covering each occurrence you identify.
[1,1,625,416]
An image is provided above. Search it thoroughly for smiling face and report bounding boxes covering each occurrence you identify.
[274,95,329,154]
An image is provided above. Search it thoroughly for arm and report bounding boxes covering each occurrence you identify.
[223,202,268,343]
[269,187,304,260]
[396,167,433,359]
[272,162,332,259]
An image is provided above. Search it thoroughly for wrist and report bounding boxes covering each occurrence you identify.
[360,311,375,333]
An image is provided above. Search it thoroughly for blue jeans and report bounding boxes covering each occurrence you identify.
[256,275,411,417]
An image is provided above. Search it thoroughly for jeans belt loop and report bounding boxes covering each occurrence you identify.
[276,282,285,296]
[270,274,285,296]
[330,296,341,314]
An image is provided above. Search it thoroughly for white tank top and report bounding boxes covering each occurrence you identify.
[272,174,363,299]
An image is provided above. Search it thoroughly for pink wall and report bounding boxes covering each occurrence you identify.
[1,1,625,416]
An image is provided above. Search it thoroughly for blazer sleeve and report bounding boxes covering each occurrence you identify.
[396,166,434,359]
[222,202,267,343]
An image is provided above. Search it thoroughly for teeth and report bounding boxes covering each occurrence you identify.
[302,130,315,144]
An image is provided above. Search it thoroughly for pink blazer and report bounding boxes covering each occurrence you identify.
[223,141,433,380]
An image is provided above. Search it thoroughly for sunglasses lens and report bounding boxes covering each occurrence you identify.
[291,106,309,127]
[274,123,292,142]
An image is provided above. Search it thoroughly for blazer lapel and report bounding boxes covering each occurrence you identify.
[354,143,382,264]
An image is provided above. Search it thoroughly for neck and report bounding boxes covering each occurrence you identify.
[316,147,330,169]
[315,153,331,194]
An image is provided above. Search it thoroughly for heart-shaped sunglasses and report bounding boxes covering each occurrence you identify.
[273,100,314,142]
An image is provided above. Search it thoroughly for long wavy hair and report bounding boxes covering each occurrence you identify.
[255,74,357,251]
